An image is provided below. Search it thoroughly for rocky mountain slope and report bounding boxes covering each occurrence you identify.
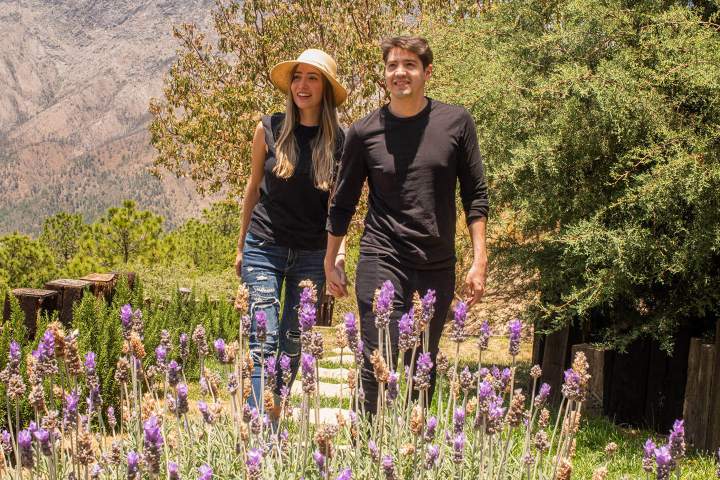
[0,0,218,235]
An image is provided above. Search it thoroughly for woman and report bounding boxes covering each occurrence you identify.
[235,49,347,411]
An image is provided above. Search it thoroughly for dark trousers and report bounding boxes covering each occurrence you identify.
[355,252,455,414]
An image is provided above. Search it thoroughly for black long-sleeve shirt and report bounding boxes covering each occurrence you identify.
[327,98,489,269]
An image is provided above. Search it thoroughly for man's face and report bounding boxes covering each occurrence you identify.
[384,47,432,100]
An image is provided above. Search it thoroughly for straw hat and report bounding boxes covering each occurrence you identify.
[270,49,348,106]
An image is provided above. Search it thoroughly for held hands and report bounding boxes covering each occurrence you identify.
[325,255,348,298]
[464,258,487,306]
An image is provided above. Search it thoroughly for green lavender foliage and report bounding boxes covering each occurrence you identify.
[427,0,720,351]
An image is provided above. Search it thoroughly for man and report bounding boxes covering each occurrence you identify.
[324,36,489,414]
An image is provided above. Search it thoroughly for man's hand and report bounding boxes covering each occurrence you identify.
[464,259,487,306]
[325,256,348,298]
[234,251,243,278]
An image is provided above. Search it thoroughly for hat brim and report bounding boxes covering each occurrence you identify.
[270,60,348,106]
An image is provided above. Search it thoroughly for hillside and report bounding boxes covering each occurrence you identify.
[0,0,218,234]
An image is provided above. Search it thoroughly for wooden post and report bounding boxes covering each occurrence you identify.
[683,338,716,450]
[44,279,92,326]
[540,325,570,403]
[9,288,59,340]
[80,273,118,301]
[709,320,720,450]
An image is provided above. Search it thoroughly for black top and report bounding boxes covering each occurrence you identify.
[327,98,489,269]
[249,113,343,250]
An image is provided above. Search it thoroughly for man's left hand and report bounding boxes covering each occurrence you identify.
[464,261,487,306]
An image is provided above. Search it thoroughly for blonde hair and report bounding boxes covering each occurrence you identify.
[273,70,339,191]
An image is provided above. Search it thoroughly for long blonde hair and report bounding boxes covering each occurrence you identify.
[273,69,339,191]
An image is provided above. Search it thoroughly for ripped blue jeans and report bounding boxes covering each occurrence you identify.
[241,231,326,409]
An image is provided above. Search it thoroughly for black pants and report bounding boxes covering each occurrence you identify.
[355,252,455,414]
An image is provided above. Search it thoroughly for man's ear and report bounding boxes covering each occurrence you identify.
[425,64,433,80]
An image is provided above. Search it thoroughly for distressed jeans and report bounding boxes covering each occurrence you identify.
[240,231,326,409]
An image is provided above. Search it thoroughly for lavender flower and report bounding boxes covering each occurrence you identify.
[453,407,465,434]
[373,280,395,329]
[279,353,292,386]
[213,338,227,363]
[534,383,551,408]
[143,416,164,474]
[198,401,214,424]
[84,352,96,375]
[176,383,189,415]
[424,417,437,442]
[127,450,140,478]
[301,353,316,394]
[398,310,415,351]
[336,468,352,480]
[368,440,380,462]
[155,345,168,367]
[478,320,491,351]
[179,333,189,361]
[425,445,440,469]
[198,463,213,480]
[668,419,685,460]
[120,304,133,333]
[421,289,436,313]
[246,448,262,479]
[313,450,326,471]
[192,325,208,357]
[452,433,465,464]
[450,301,468,343]
[241,315,252,336]
[255,311,268,343]
[168,461,180,480]
[0,430,11,454]
[107,406,116,429]
[561,369,582,401]
[381,454,396,480]
[413,353,433,391]
[654,445,673,480]
[265,356,277,390]
[34,428,52,456]
[386,371,399,404]
[168,360,181,387]
[642,439,656,473]
[63,389,80,426]
[18,429,34,468]
[508,318,522,357]
[299,289,317,332]
[344,313,358,349]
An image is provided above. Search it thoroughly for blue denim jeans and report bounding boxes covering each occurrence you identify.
[241,231,326,409]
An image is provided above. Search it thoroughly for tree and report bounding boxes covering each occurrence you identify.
[39,212,89,266]
[84,200,164,266]
[148,0,476,196]
[0,233,58,288]
[427,1,720,350]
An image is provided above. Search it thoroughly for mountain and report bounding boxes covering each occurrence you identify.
[0,0,219,235]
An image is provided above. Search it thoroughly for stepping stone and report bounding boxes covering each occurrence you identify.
[320,355,352,365]
[292,407,352,425]
[291,381,344,398]
[318,367,350,380]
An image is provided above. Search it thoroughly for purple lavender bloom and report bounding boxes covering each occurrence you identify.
[265,356,277,378]
[198,463,213,480]
[425,444,440,469]
[313,450,326,471]
[478,320,491,350]
[255,310,268,342]
[668,419,686,459]
[176,383,189,415]
[344,313,357,337]
[454,407,465,434]
[34,428,51,456]
[143,416,164,447]
[84,352,96,374]
[424,416,437,442]
[107,406,116,428]
[508,318,522,357]
[452,433,466,464]
[654,444,674,479]
[198,401,213,424]
[18,429,33,468]
[64,389,80,425]
[301,353,315,377]
[213,338,227,363]
[381,454,396,480]
[8,340,22,365]
[375,281,394,316]
[421,289,436,311]
[535,383,551,407]
[279,353,291,374]
[127,451,140,476]
[299,291,317,332]
[398,311,415,351]
[168,360,181,386]
[643,438,656,457]
[39,330,55,360]
[336,468,352,480]
[643,438,656,473]
[414,352,434,391]
[561,369,582,400]
[179,333,189,351]
[0,430,10,453]
[478,379,494,400]
[386,371,399,403]
[451,301,468,343]
[246,448,263,476]
[120,304,133,330]
[155,345,167,365]
[168,461,180,480]
[17,429,31,448]
[368,440,380,462]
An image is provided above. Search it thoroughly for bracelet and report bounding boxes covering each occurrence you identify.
[336,253,346,257]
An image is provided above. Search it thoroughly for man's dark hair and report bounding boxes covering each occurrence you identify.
[381,36,433,69]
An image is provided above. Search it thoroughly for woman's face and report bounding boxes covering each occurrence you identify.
[290,64,325,111]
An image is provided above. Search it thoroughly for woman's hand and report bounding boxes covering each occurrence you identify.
[325,255,348,297]
[234,251,243,278]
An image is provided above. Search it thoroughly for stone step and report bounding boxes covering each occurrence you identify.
[318,367,350,380]
[291,381,344,398]
[292,407,352,425]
